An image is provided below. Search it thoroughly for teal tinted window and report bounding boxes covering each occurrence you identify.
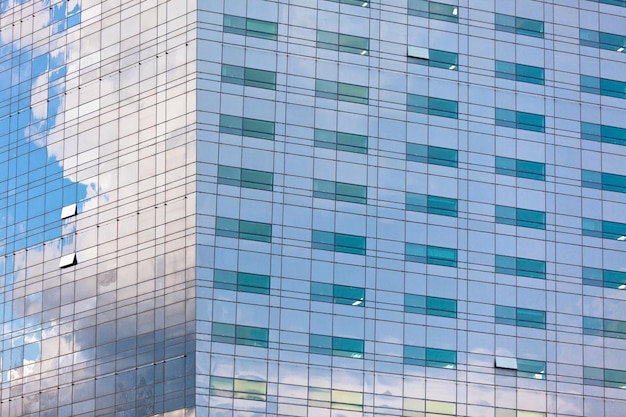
[326,0,370,6]
[408,0,458,23]
[582,218,626,240]
[404,345,457,369]
[495,13,544,38]
[221,64,276,90]
[581,122,626,146]
[218,166,273,191]
[314,129,368,154]
[496,306,546,329]
[223,15,278,40]
[582,170,626,193]
[406,144,458,167]
[212,323,269,347]
[314,179,367,204]
[517,359,547,379]
[408,47,458,70]
[581,75,626,99]
[317,30,369,55]
[312,230,366,255]
[219,114,275,140]
[214,269,270,294]
[310,334,364,358]
[495,61,545,85]
[584,316,626,339]
[496,108,545,132]
[404,294,457,318]
[584,366,626,389]
[405,243,458,267]
[587,0,626,5]
[495,255,546,279]
[311,282,365,306]
[316,79,369,104]
[495,205,546,229]
[407,94,458,118]
[495,156,545,180]
[580,28,626,52]
[216,217,272,242]
[406,193,458,217]
[583,267,626,289]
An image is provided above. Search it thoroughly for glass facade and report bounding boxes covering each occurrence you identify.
[2,0,626,416]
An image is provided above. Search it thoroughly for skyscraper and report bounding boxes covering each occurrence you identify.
[2,0,626,416]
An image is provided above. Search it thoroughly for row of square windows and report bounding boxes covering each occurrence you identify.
[211,321,545,375]
[329,0,623,10]
[210,379,545,417]
[219,164,626,211]
[221,65,626,125]
[209,322,626,389]
[225,4,626,50]
[214,269,626,339]
[214,218,626,285]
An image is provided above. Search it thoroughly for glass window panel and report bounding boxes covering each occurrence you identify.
[216,217,272,242]
[407,144,458,167]
[581,75,626,99]
[325,0,370,6]
[517,359,547,379]
[224,15,277,40]
[407,94,458,119]
[495,14,544,38]
[214,269,238,291]
[314,129,368,153]
[404,345,426,366]
[220,114,275,140]
[233,379,267,401]
[408,0,458,23]
[426,347,457,369]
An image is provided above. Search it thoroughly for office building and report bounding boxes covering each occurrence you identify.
[1,0,626,415]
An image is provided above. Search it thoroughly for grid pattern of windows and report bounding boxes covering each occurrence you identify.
[317,30,369,55]
[310,334,364,358]
[221,64,277,90]
[496,255,546,279]
[495,61,545,85]
[408,0,458,23]
[582,218,626,240]
[582,170,626,193]
[495,13,544,37]
[314,129,368,153]
[212,323,269,347]
[495,205,546,229]
[313,179,367,204]
[408,47,458,70]
[406,144,458,167]
[581,122,626,146]
[581,75,626,99]
[496,108,545,132]
[407,94,459,118]
[406,193,458,217]
[496,306,546,329]
[215,217,272,242]
[214,269,271,294]
[495,157,545,180]
[219,114,275,140]
[223,15,277,40]
[312,230,366,255]
[405,243,458,267]
[6,0,626,414]
[315,79,369,104]
[311,282,365,306]
[404,345,457,369]
[405,294,457,318]
[218,165,273,191]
